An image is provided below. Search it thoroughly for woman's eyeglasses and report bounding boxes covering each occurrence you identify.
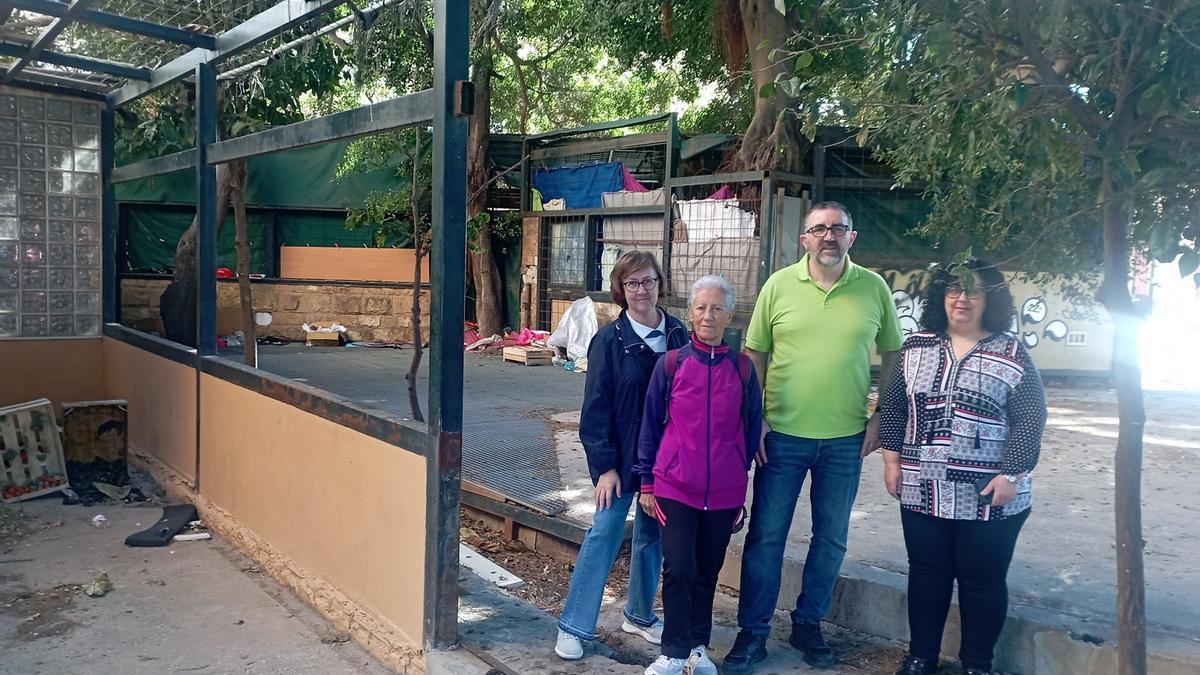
[945,284,982,299]
[622,277,659,293]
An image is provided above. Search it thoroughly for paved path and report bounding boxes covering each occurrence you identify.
[0,494,391,675]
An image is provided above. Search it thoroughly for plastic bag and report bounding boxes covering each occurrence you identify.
[547,297,598,362]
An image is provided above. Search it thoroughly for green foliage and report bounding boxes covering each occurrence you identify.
[114,27,350,163]
[797,1,1200,286]
[343,129,430,248]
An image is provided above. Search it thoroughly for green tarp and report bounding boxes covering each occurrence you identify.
[115,139,399,209]
[118,139,404,273]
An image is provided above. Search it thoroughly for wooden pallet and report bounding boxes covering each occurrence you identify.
[502,346,554,366]
[0,399,69,503]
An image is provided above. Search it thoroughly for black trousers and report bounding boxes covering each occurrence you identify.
[901,507,1029,671]
[657,497,739,659]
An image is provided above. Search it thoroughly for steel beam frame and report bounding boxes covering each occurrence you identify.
[1,0,95,84]
[424,0,467,652]
[3,0,216,49]
[0,42,150,81]
[195,62,217,358]
[110,149,197,183]
[109,0,349,106]
[101,108,118,323]
[207,90,434,164]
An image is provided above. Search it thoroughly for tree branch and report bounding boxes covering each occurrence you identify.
[1111,0,1170,146]
[1012,0,1107,138]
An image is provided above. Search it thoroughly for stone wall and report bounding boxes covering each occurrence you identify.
[120,277,431,344]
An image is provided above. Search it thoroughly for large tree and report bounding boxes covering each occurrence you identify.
[345,0,698,336]
[800,2,1200,672]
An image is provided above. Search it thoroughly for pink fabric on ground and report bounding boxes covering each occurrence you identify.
[621,166,649,192]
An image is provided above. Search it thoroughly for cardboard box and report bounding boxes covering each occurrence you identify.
[61,400,128,464]
[305,322,346,346]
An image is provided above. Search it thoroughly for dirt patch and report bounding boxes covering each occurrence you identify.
[460,512,632,614]
[0,583,82,641]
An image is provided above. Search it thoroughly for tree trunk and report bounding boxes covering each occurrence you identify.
[731,0,808,172]
[1096,159,1148,675]
[468,45,503,337]
[161,163,235,347]
[229,160,257,368]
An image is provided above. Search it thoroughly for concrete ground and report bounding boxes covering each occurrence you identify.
[242,345,1200,667]
[0,492,391,674]
[459,563,905,675]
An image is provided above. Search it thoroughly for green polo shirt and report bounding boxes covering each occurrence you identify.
[746,255,903,439]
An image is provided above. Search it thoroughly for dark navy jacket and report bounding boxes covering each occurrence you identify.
[579,309,688,494]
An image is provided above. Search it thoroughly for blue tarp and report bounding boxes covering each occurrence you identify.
[532,162,624,209]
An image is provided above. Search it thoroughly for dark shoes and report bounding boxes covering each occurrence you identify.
[722,631,768,674]
[894,655,939,675]
[789,621,836,669]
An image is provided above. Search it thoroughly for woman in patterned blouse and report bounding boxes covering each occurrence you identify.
[878,258,1047,675]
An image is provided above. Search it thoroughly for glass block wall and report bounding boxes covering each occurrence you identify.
[0,86,102,338]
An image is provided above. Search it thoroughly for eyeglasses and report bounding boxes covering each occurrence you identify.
[805,224,851,237]
[622,277,659,293]
[945,284,983,299]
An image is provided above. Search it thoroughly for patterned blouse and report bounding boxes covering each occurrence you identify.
[878,331,1047,521]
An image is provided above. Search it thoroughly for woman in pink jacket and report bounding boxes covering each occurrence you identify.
[635,274,763,675]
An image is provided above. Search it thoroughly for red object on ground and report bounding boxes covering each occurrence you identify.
[216,267,234,278]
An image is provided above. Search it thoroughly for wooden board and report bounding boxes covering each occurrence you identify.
[280,246,429,282]
[0,399,69,503]
[61,400,128,464]
[502,346,554,366]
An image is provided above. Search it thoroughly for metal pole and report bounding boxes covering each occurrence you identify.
[196,63,218,356]
[100,107,118,324]
[424,0,468,652]
[194,62,217,492]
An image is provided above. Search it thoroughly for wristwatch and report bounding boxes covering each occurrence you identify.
[1003,474,1021,484]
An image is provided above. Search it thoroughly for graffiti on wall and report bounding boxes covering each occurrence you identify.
[883,271,1078,350]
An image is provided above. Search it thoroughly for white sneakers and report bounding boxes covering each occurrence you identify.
[688,645,718,675]
[554,629,584,660]
[642,646,717,675]
[622,618,664,645]
[644,655,688,675]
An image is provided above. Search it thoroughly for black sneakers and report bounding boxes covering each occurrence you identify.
[894,655,939,675]
[789,621,836,669]
[722,630,768,674]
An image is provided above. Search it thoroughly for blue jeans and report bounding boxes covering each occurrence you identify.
[558,492,662,640]
[736,430,865,636]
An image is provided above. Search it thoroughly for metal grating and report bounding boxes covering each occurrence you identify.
[461,412,567,516]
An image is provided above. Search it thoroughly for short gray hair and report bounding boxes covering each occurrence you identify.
[808,200,853,229]
[689,274,735,311]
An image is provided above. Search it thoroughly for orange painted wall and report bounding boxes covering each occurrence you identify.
[101,338,197,481]
[0,339,105,412]
[198,373,426,645]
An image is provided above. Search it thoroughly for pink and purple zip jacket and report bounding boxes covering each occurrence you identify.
[635,336,763,511]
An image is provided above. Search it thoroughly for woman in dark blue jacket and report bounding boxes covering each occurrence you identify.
[555,251,688,661]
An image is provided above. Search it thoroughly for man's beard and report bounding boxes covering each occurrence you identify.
[816,245,843,264]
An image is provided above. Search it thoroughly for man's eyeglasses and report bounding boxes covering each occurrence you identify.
[945,284,983,299]
[805,224,851,237]
[622,277,659,293]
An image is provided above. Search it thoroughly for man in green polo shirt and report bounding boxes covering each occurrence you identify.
[724,202,901,673]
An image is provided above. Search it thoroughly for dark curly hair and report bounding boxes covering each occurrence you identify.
[919,258,1016,335]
